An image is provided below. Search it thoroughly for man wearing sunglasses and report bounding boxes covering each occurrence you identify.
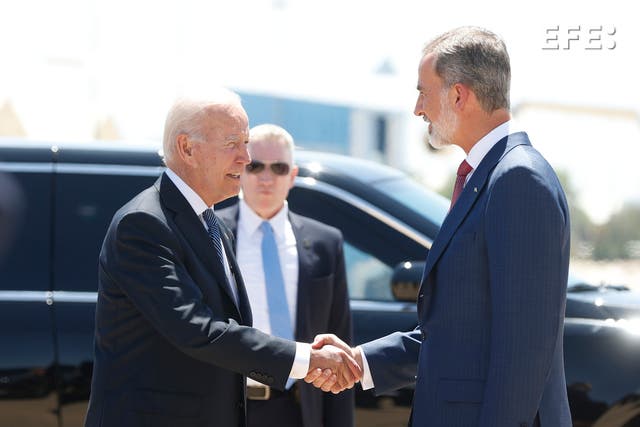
[218,124,354,427]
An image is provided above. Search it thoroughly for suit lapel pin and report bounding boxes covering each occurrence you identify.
[474,187,478,192]
[303,239,311,249]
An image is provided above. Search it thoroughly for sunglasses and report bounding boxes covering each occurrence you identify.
[245,160,290,176]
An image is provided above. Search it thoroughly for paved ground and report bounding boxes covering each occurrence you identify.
[0,397,412,427]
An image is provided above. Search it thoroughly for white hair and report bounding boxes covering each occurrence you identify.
[162,88,242,164]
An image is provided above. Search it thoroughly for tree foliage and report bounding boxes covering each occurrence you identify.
[592,203,640,260]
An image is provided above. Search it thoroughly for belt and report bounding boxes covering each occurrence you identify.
[247,383,299,401]
[247,384,271,401]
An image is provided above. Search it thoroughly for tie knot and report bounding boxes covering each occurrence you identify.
[260,221,273,235]
[457,159,473,177]
[202,208,217,227]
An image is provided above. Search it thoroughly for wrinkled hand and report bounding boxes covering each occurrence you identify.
[307,343,362,394]
[305,334,363,393]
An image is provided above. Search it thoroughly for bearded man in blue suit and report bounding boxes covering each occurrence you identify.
[308,26,572,427]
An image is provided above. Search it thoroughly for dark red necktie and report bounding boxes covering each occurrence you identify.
[450,159,473,210]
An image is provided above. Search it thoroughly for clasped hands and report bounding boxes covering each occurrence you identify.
[306,334,363,394]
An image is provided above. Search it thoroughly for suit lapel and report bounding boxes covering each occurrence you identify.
[158,174,241,315]
[219,221,252,325]
[289,212,311,340]
[419,133,532,293]
[219,204,239,252]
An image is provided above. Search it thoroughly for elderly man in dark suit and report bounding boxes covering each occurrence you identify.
[217,124,354,427]
[309,27,571,427]
[84,89,361,427]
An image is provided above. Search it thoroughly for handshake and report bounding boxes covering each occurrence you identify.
[305,334,363,394]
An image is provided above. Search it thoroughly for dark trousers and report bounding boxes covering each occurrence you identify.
[247,387,303,427]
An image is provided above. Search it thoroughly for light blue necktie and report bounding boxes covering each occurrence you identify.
[260,221,294,341]
[261,221,295,388]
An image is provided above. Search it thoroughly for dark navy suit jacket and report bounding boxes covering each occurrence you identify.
[85,174,296,427]
[361,132,572,427]
[218,204,354,427]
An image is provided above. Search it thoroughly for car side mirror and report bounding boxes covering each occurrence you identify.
[391,261,425,302]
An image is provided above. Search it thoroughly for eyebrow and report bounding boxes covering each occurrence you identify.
[224,133,248,143]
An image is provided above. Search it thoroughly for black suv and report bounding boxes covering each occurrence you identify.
[1,140,640,427]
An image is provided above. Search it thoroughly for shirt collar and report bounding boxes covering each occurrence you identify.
[466,120,519,170]
[165,168,213,216]
[238,198,289,240]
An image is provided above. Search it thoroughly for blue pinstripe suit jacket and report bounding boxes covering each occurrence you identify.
[362,132,572,427]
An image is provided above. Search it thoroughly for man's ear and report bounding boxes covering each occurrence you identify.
[452,83,470,111]
[176,134,197,166]
[288,165,299,189]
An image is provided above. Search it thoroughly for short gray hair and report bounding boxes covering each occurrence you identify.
[162,88,242,164]
[249,124,296,162]
[423,26,510,112]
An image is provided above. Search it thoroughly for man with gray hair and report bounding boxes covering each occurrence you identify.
[218,124,354,427]
[84,89,361,427]
[309,26,571,427]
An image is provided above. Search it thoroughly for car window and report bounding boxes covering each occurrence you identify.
[53,171,158,292]
[288,185,427,302]
[343,242,393,301]
[0,170,51,291]
[374,176,450,227]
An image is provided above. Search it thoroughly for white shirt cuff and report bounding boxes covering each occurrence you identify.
[289,342,311,379]
[358,345,375,390]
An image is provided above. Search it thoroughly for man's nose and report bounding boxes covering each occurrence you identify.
[413,98,423,116]
[258,169,275,181]
[239,145,250,165]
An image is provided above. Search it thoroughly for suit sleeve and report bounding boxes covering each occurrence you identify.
[323,232,355,427]
[101,210,296,389]
[360,329,422,395]
[480,165,570,426]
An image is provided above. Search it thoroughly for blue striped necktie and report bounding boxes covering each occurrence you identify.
[202,208,225,267]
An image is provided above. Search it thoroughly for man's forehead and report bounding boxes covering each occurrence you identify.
[419,53,437,74]
[417,54,440,87]
[249,139,290,158]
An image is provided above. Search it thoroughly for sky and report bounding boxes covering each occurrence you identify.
[1,0,638,223]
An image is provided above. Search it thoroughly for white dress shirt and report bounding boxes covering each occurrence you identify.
[164,170,310,380]
[237,199,310,385]
[236,199,299,336]
[359,119,519,391]
[465,120,519,183]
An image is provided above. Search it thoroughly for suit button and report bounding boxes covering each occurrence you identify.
[238,402,244,409]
